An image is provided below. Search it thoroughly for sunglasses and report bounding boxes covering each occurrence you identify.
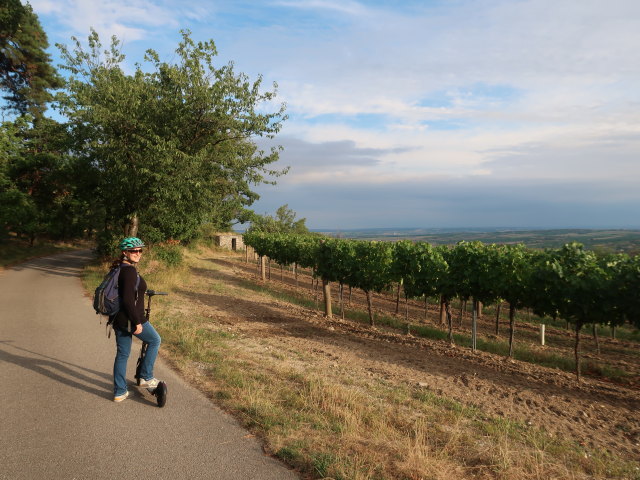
[127,249,144,254]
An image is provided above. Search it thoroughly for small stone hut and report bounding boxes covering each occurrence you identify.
[214,232,245,251]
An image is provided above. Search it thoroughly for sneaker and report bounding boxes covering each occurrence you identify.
[138,378,160,389]
[114,391,129,402]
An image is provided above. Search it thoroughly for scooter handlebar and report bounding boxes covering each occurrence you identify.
[146,290,168,297]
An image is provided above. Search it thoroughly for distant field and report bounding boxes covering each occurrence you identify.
[319,228,640,254]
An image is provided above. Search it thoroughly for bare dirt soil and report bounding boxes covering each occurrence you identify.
[189,252,640,464]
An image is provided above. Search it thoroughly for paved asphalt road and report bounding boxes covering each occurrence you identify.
[0,250,299,480]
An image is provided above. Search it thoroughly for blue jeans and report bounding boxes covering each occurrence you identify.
[113,322,161,396]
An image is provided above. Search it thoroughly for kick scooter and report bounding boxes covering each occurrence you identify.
[135,289,168,407]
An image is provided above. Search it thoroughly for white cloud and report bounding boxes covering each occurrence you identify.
[271,0,367,16]
[255,0,640,125]
[31,0,640,228]
[32,0,180,42]
[28,0,59,14]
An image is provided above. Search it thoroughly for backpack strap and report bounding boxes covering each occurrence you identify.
[120,263,141,302]
[135,273,141,303]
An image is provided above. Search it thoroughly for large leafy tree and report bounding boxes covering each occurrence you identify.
[0,116,33,240]
[0,0,62,116]
[1,1,71,243]
[57,30,287,253]
[0,115,88,243]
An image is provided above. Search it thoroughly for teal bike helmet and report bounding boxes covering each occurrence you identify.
[119,237,145,251]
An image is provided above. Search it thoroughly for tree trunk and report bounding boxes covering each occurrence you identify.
[322,278,332,318]
[125,214,139,237]
[495,302,502,335]
[294,263,298,287]
[403,292,411,333]
[575,322,583,382]
[314,277,318,309]
[508,304,516,357]
[424,295,428,322]
[471,298,477,352]
[445,299,454,345]
[395,281,402,314]
[459,299,466,327]
[405,295,409,322]
[340,283,345,319]
[439,295,446,325]
[366,290,374,326]
[593,324,600,355]
[130,215,139,237]
[611,325,616,339]
[280,265,284,281]
[348,286,352,306]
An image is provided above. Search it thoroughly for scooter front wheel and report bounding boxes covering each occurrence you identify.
[154,381,167,408]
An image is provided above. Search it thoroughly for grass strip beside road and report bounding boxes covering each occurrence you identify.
[83,245,639,480]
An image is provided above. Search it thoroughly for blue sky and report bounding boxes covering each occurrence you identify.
[30,0,640,230]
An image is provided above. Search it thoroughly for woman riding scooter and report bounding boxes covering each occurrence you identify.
[111,237,162,402]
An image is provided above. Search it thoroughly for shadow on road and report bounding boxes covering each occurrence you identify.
[0,340,113,400]
[9,250,93,278]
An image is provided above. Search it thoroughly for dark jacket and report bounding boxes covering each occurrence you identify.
[112,263,147,332]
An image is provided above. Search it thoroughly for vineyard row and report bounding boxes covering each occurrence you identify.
[243,232,640,380]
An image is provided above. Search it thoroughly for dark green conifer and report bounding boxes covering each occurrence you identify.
[0,0,63,116]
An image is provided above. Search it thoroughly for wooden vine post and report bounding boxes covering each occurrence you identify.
[322,278,332,318]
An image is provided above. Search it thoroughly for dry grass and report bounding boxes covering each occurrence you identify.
[84,244,640,480]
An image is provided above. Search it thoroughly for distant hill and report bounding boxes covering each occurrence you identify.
[316,228,640,254]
